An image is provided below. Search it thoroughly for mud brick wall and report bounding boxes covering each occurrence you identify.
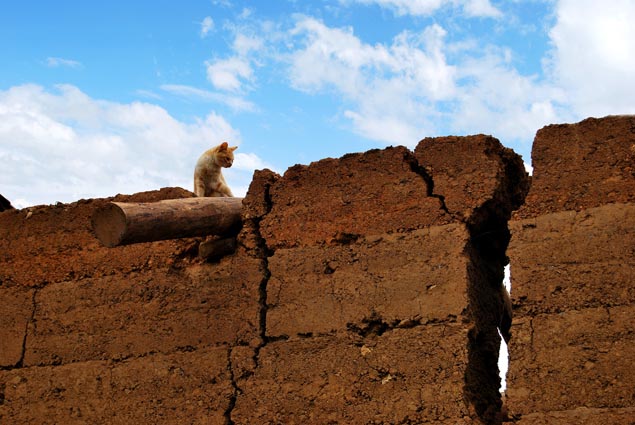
[0,188,262,424]
[234,141,527,424]
[1,137,527,424]
[3,115,634,424]
[506,116,635,423]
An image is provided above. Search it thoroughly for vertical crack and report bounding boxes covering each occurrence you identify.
[529,318,535,356]
[251,177,274,368]
[223,169,278,422]
[461,147,529,424]
[464,209,511,424]
[15,288,38,368]
[224,347,237,425]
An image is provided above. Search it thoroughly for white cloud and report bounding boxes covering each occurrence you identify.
[343,0,443,16]
[548,0,635,116]
[341,0,502,18]
[288,18,391,96]
[233,152,277,172]
[285,16,571,152]
[160,84,256,112]
[46,57,83,69]
[461,0,502,18]
[451,49,568,145]
[206,56,254,92]
[0,84,266,206]
[200,16,215,38]
[135,89,163,100]
[233,33,264,56]
[288,18,458,145]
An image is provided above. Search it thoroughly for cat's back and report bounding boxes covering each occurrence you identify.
[195,147,219,173]
[196,147,216,165]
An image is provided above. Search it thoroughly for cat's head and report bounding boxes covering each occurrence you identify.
[215,141,238,168]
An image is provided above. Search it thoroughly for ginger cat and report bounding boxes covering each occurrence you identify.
[194,142,237,197]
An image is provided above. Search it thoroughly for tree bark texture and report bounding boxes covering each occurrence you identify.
[92,197,243,247]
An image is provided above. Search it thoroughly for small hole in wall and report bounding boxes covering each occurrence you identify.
[499,264,511,393]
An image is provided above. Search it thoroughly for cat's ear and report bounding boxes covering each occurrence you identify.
[230,146,238,152]
[219,141,229,150]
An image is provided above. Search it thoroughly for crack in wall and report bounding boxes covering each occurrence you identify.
[2,288,39,371]
[224,171,277,422]
[249,180,275,370]
[19,289,38,368]
[225,148,528,423]
[408,144,529,423]
[460,149,529,424]
[224,347,238,425]
[403,150,454,217]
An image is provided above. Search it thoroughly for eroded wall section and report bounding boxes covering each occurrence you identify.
[234,140,527,424]
[0,188,261,425]
[507,116,635,423]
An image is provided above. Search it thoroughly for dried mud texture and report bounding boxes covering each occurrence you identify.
[0,187,198,288]
[266,225,468,337]
[0,347,232,425]
[415,134,529,222]
[507,116,635,421]
[516,115,635,218]
[0,187,264,423]
[260,146,452,250]
[0,287,35,367]
[507,307,635,415]
[516,407,635,424]
[509,204,635,316]
[235,140,528,424]
[22,258,262,367]
[232,326,472,424]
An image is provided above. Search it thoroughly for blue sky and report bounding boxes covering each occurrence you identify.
[2,0,635,207]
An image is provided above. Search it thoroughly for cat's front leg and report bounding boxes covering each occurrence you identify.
[194,177,206,197]
[219,183,234,197]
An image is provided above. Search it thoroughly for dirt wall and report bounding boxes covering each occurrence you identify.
[1,136,527,424]
[1,115,633,424]
[507,116,635,422]
[232,141,527,424]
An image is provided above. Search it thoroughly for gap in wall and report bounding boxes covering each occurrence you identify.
[499,263,511,393]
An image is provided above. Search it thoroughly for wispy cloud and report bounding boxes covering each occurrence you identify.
[340,0,502,18]
[287,18,456,145]
[462,0,502,18]
[45,57,83,69]
[200,16,214,38]
[203,15,267,94]
[135,89,163,100]
[160,84,256,112]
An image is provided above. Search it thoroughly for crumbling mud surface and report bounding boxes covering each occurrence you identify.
[516,115,635,218]
[1,187,263,423]
[507,115,635,421]
[0,187,199,288]
[233,136,528,424]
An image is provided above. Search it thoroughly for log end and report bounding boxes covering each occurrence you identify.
[92,203,127,247]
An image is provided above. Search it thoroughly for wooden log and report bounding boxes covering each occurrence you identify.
[92,197,243,247]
